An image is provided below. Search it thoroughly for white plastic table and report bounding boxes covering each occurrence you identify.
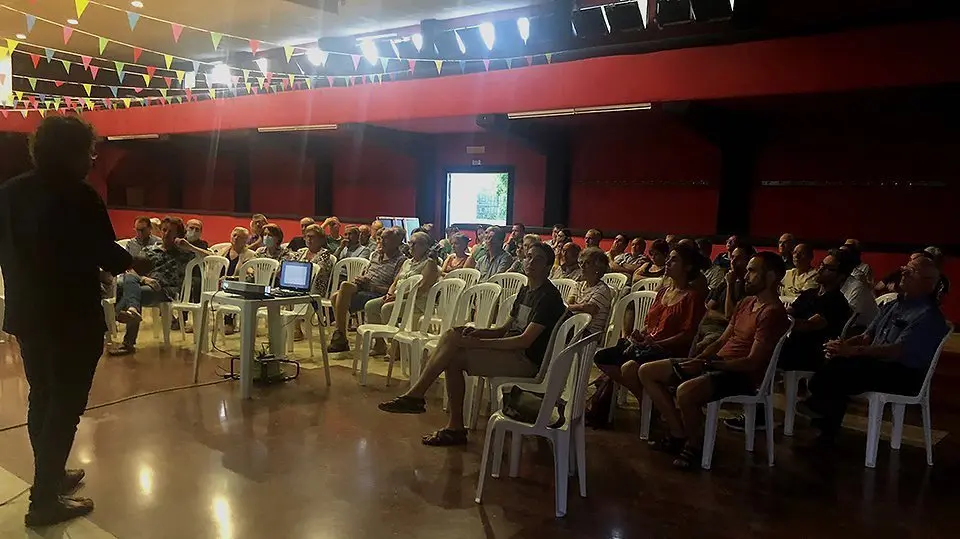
[192,291,330,399]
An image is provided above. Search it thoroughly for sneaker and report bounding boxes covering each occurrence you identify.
[327,330,350,353]
[723,414,779,432]
[116,308,142,325]
[61,469,85,494]
[25,496,95,527]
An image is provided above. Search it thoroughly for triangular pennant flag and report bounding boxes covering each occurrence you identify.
[164,54,173,69]
[184,88,192,100]
[458,60,466,72]
[26,95,37,109]
[524,55,532,66]
[103,97,111,109]
[30,54,40,68]
[284,46,294,63]
[127,11,140,31]
[210,32,222,50]
[6,39,19,52]
[142,73,151,86]
[114,61,124,73]
[44,48,54,62]
[53,97,61,110]
[249,40,260,54]
[482,59,490,71]
[159,88,167,98]
[64,96,73,107]
[38,109,47,118]
[81,55,92,70]
[1,109,8,119]
[84,98,94,110]
[281,78,290,90]
[108,85,118,97]
[379,57,389,71]
[244,82,252,93]
[305,77,313,89]
[82,83,92,96]
[545,53,553,64]
[132,47,142,62]
[163,76,172,87]
[98,37,108,54]
[242,69,250,81]
[407,59,416,72]
[20,110,29,119]
[288,74,295,88]
[15,90,24,101]
[191,61,199,73]
[123,98,132,108]
[61,60,71,73]
[90,65,100,79]
[208,88,216,99]
[174,71,185,84]
[26,15,36,33]
[133,87,142,94]
[54,80,64,87]
[63,27,74,45]
[27,78,37,90]
[145,65,156,78]
[350,54,361,70]
[230,75,240,85]
[159,96,167,105]
[170,23,184,43]
[75,0,89,18]
[326,76,334,87]
[175,96,182,104]
[256,76,265,89]
[264,72,273,85]
[434,60,443,73]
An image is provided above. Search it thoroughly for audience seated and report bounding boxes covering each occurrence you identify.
[437,226,459,259]
[321,217,344,252]
[471,227,516,282]
[126,216,159,257]
[632,239,669,282]
[713,235,739,270]
[587,244,708,427]
[842,239,873,286]
[441,234,471,274]
[638,252,789,468]
[247,214,267,250]
[216,227,257,279]
[466,226,493,267]
[333,225,373,260]
[610,237,649,277]
[585,229,603,249]
[550,242,583,281]
[506,223,526,256]
[696,245,756,352]
[366,221,382,250]
[255,224,294,262]
[378,242,566,447]
[876,247,950,303]
[778,233,797,270]
[327,227,406,353]
[800,255,949,443]
[606,234,628,263]
[508,234,542,274]
[184,219,208,250]
[149,217,162,239]
[566,247,615,337]
[665,234,678,251]
[293,224,335,294]
[109,217,195,355]
[546,223,565,248]
[781,243,817,297]
[839,246,879,329]
[698,238,725,290]
[287,217,315,252]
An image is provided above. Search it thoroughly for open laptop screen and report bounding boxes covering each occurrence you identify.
[278,261,312,291]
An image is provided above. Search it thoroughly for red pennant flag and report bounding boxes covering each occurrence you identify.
[145,65,156,78]
[134,88,142,94]
[27,95,37,108]
[184,88,192,100]
[264,72,273,85]
[30,54,40,68]
[482,59,490,71]
[170,23,184,42]
[64,97,73,107]
[251,87,258,95]
[407,59,416,72]
[159,96,167,105]
[90,65,100,79]
[281,78,290,90]
[63,27,74,44]
[163,76,172,87]
[81,55,92,70]
[350,55,361,70]
[249,40,260,54]
[54,80,65,87]
[326,76,334,86]
[132,47,142,62]
[0,110,7,119]
[104,98,112,109]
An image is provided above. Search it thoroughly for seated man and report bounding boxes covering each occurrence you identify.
[110,216,195,355]
[840,247,879,330]
[551,242,583,280]
[610,237,649,277]
[334,225,373,261]
[695,244,755,352]
[800,255,949,443]
[713,235,739,270]
[378,242,566,446]
[184,219,208,250]
[247,213,267,250]
[778,233,797,270]
[697,238,725,291]
[473,226,516,282]
[286,217,315,252]
[606,234,628,263]
[638,252,789,468]
[365,221,382,250]
[505,222,525,256]
[321,216,344,252]
[326,227,406,353]
[842,239,873,286]
[126,216,159,257]
[875,247,950,303]
[585,228,603,249]
[781,243,817,297]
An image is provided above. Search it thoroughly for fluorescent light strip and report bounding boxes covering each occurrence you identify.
[506,103,651,119]
[257,124,338,133]
[106,134,160,141]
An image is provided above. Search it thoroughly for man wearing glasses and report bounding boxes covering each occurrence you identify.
[125,215,159,257]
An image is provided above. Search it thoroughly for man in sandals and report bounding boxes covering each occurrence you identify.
[378,242,566,447]
[638,252,790,469]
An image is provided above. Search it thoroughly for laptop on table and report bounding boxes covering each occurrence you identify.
[269,260,314,298]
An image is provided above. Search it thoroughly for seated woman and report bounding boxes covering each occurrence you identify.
[292,224,335,340]
[632,238,669,282]
[550,242,583,280]
[441,233,471,275]
[587,244,707,426]
[566,247,614,337]
[215,227,257,335]
[254,224,293,262]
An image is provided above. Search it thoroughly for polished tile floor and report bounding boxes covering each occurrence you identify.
[0,321,958,539]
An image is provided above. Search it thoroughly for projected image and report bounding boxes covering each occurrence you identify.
[446,172,510,227]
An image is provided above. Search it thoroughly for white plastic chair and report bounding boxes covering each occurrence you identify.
[601,273,628,296]
[458,283,503,330]
[352,275,423,386]
[861,323,952,468]
[876,292,898,306]
[278,263,324,357]
[172,256,229,345]
[631,277,663,293]
[603,290,657,349]
[393,278,466,382]
[489,272,527,298]
[446,267,480,289]
[551,278,578,304]
[320,256,369,324]
[701,318,794,470]
[209,242,231,253]
[212,258,280,344]
[779,295,796,307]
[475,333,600,518]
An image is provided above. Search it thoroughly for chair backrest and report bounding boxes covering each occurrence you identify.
[495,294,518,327]
[453,283,502,328]
[179,257,202,302]
[631,277,663,293]
[418,278,466,335]
[239,258,280,286]
[601,273,628,295]
[342,257,370,282]
[210,242,231,253]
[550,278,578,303]
[917,323,953,399]
[529,312,593,385]
[876,292,898,306]
[116,238,130,249]
[446,267,480,288]
[388,275,424,330]
[200,256,229,295]
[490,272,527,298]
[757,317,795,396]
[779,295,796,307]
[605,290,657,347]
[529,333,600,428]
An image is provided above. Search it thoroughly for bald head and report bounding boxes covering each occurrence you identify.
[778,233,796,258]
[901,256,941,299]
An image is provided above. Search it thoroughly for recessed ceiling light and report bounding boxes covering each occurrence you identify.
[15,33,26,39]
[67,19,79,25]
[130,1,144,8]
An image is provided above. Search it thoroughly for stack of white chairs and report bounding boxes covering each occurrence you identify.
[550,278,578,303]
[475,333,600,518]
[353,275,424,386]
[446,267,480,289]
[393,278,466,382]
[320,256,369,325]
[172,256,229,346]
[631,277,663,293]
[490,272,527,299]
[211,258,280,345]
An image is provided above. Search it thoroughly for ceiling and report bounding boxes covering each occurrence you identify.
[0,0,541,63]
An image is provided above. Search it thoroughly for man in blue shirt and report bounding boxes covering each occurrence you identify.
[800,256,950,442]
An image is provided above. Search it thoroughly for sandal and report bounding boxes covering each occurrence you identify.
[378,395,426,414]
[421,428,468,447]
[648,435,686,455]
[108,344,136,356]
[672,445,702,470]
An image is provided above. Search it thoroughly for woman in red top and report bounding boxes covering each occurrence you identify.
[588,244,707,426]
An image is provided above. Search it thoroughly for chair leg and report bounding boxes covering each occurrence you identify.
[179,311,187,342]
[743,403,757,452]
[475,421,498,504]
[386,338,396,387]
[160,305,172,346]
[491,427,506,478]
[470,377,486,431]
[890,403,906,450]
[554,436,570,518]
[921,401,934,466]
[606,383,618,424]
[352,333,361,373]
[575,421,587,497]
[783,371,799,436]
[764,396,776,467]
[358,333,372,386]
[639,392,653,440]
[864,396,884,468]
[462,374,474,425]
[410,342,423,383]
[306,315,315,358]
[508,432,522,478]
[701,403,720,470]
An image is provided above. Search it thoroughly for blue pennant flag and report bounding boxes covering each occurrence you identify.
[127,11,140,31]
[109,86,119,97]
[44,48,54,62]
[25,15,36,33]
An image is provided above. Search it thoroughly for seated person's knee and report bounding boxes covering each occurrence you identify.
[638,359,667,384]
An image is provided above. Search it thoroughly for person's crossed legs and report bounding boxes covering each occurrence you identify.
[114,273,166,353]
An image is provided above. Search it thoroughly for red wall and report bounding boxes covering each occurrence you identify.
[332,137,417,219]
[249,145,314,217]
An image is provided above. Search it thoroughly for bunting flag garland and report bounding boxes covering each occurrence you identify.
[434,60,443,74]
[545,53,553,64]
[175,70,185,83]
[407,59,416,72]
[245,81,252,93]
[350,55,361,70]
[159,88,167,98]
[61,60,71,73]
[132,47,142,62]
[44,48,53,62]
[82,83,91,96]
[242,69,250,82]
[54,81,64,87]
[249,40,260,54]
[123,98,131,108]
[98,36,108,54]
[210,32,222,50]
[29,54,39,68]
[379,57,389,71]
[163,54,173,69]
[284,46,294,63]
[27,78,37,90]
[482,59,490,71]
[256,76,265,89]
[208,88,215,99]
[114,61,125,81]
[80,55,92,70]
[141,72,151,86]
[163,76,172,87]
[25,15,36,33]
[63,27,74,44]
[145,65,156,79]
[305,77,312,89]
[90,65,99,78]
[326,76,334,87]
[75,0,89,18]
[109,85,118,97]
[288,73,295,88]
[6,39,18,51]
[170,23,184,43]
[127,11,140,31]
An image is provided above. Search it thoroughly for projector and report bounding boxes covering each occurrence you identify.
[221,280,269,299]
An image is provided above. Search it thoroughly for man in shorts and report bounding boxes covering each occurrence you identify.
[638,251,790,469]
[378,242,567,446]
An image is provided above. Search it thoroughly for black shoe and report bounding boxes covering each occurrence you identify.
[25,496,95,528]
[326,330,350,353]
[378,395,427,414]
[171,319,181,331]
[61,469,85,494]
[723,414,779,432]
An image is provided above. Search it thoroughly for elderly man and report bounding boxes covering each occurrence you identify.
[126,216,159,257]
[606,234,628,262]
[321,216,344,252]
[247,213,267,250]
[287,217,315,252]
[778,233,797,270]
[781,243,817,297]
[611,237,649,277]
[334,225,372,260]
[800,255,949,443]
[843,239,873,286]
[472,226,515,281]
[545,223,565,248]
[714,235,739,270]
[585,228,603,249]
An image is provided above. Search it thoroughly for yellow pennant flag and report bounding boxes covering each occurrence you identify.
[284,46,294,63]
[123,98,132,108]
[242,69,250,82]
[175,70,185,83]
[142,73,152,86]
[84,98,94,110]
[288,74,295,88]
[38,109,47,117]
[5,39,19,52]
[164,54,173,69]
[305,77,313,89]
[256,76,265,89]
[545,53,553,64]
[20,110,29,119]
[210,32,223,50]
[54,97,61,110]
[15,91,23,101]
[245,82,252,93]
[82,83,92,96]
[208,88,216,99]
[434,60,443,73]
[75,0,89,18]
